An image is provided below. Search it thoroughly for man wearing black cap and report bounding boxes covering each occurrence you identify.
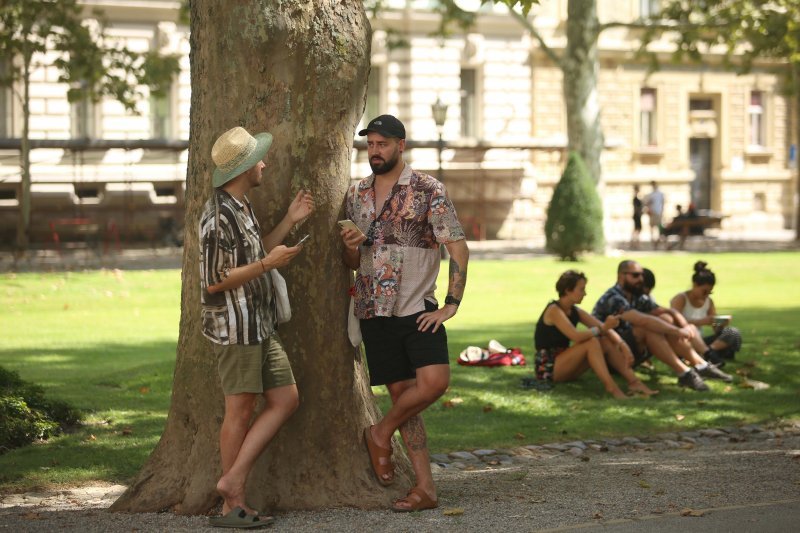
[340,114,469,512]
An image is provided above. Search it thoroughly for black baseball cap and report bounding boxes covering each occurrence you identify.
[358,114,406,139]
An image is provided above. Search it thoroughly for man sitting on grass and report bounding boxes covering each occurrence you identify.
[592,260,731,392]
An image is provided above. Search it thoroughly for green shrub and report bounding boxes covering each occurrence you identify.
[0,396,59,451]
[0,366,81,453]
[544,151,605,260]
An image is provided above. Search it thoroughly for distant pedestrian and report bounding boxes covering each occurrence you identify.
[631,185,643,248]
[645,180,664,244]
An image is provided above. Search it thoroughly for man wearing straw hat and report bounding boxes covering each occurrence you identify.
[199,126,314,527]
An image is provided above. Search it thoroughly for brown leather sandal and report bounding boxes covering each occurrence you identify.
[391,487,439,513]
[364,426,394,486]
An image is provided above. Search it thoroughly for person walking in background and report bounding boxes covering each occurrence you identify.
[340,114,469,512]
[645,180,664,245]
[533,270,657,398]
[670,261,743,367]
[199,126,314,527]
[631,185,643,249]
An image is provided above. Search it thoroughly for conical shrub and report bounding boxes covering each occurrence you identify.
[544,151,604,260]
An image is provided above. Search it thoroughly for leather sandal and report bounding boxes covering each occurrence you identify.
[391,487,439,513]
[364,426,394,486]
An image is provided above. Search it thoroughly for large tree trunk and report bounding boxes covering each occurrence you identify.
[794,64,800,241]
[563,0,604,184]
[111,0,412,515]
[16,48,32,251]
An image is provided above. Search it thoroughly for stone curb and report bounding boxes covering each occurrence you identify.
[429,421,800,473]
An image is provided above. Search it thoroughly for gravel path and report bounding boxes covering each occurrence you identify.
[2,423,799,532]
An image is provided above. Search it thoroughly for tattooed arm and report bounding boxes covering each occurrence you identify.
[445,238,469,303]
[416,238,469,333]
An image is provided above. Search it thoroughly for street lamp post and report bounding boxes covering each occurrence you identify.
[431,97,448,182]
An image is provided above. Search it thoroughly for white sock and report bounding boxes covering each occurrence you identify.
[695,362,709,371]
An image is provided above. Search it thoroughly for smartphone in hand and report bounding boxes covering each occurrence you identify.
[294,234,310,247]
[337,219,361,233]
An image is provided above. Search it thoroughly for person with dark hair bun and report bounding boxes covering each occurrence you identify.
[533,270,657,398]
[671,261,742,366]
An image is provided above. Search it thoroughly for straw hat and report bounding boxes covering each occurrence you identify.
[211,127,273,187]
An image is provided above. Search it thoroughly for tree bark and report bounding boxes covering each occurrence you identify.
[794,64,800,241]
[563,0,604,184]
[16,45,31,251]
[111,0,412,514]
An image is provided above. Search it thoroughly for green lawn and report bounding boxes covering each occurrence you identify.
[1,252,799,492]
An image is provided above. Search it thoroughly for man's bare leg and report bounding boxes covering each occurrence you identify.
[667,336,705,366]
[371,365,449,487]
[217,384,299,514]
[642,330,691,375]
[601,339,658,395]
[393,414,437,508]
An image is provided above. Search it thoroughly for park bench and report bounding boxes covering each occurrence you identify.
[49,217,121,256]
[659,211,725,250]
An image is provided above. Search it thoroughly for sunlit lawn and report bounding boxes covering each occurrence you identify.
[1,251,799,492]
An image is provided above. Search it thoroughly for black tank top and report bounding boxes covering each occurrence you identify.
[534,301,579,350]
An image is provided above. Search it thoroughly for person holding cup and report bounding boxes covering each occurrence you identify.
[670,261,742,366]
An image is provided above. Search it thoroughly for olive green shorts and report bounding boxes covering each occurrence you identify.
[213,334,296,395]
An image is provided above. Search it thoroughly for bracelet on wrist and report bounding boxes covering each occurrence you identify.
[260,258,266,273]
[445,295,461,307]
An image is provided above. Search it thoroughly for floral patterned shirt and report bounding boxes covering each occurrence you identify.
[345,164,465,319]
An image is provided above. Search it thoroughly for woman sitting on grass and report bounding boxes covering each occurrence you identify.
[534,270,657,399]
[670,261,742,367]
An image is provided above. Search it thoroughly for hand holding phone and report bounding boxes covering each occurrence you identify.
[338,219,366,250]
[337,219,362,233]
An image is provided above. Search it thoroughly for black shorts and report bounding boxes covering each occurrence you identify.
[633,215,642,231]
[360,300,449,386]
[619,328,652,367]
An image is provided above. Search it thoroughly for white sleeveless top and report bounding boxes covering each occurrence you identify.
[680,291,711,321]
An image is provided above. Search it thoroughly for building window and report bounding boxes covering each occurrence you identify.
[0,59,11,138]
[640,88,657,147]
[357,66,382,134]
[151,89,173,139]
[748,91,765,148]
[70,82,97,139]
[640,0,659,18]
[365,66,381,124]
[460,67,478,138]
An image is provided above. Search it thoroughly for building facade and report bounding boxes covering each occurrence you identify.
[1,0,796,244]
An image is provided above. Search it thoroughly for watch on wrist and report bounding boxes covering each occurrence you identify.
[445,295,461,307]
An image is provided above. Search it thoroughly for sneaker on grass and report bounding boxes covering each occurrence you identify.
[678,369,710,391]
[697,363,733,383]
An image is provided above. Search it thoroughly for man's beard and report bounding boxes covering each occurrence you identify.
[369,152,399,175]
[624,281,644,297]
[247,166,262,187]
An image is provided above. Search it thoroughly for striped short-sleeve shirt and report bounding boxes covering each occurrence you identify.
[198,190,276,345]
